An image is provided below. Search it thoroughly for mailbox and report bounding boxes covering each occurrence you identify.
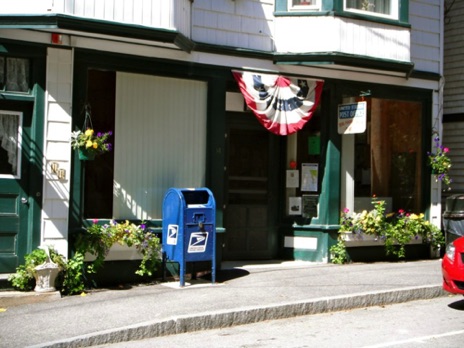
[162,187,216,286]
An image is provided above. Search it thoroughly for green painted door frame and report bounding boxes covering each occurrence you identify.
[0,42,45,273]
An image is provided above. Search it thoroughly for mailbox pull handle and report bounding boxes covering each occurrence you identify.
[193,213,206,224]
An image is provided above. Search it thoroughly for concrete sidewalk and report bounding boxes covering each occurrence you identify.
[0,259,449,348]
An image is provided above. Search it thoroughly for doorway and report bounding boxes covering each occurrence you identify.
[223,113,280,260]
[0,102,34,273]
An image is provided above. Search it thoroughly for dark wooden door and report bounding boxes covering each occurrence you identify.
[223,114,279,260]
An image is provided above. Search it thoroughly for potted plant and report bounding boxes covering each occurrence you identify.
[71,128,112,160]
[8,246,66,292]
[74,220,161,277]
[428,134,452,190]
[331,198,444,263]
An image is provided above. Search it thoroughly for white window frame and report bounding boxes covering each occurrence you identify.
[344,0,399,20]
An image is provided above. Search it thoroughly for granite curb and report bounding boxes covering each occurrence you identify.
[28,284,447,348]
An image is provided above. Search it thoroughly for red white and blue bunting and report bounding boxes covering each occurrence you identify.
[232,70,324,136]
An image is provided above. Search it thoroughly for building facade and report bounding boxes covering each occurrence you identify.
[0,0,445,273]
[443,0,464,199]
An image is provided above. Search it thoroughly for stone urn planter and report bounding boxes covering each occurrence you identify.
[34,262,61,292]
[34,247,61,293]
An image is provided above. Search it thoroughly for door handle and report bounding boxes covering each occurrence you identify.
[21,197,28,205]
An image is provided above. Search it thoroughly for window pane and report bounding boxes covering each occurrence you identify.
[354,98,422,212]
[346,0,392,15]
[0,112,21,177]
[293,0,316,5]
[0,57,4,89]
[6,58,29,92]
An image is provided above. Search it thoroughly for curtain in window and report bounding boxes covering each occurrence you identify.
[6,58,29,92]
[0,114,19,174]
[233,70,324,135]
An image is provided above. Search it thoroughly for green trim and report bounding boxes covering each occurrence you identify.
[195,42,274,61]
[0,14,194,52]
[274,10,410,27]
[69,48,231,235]
[207,77,227,228]
[0,12,417,76]
[274,52,414,76]
[282,229,338,262]
[0,93,35,102]
[409,70,441,81]
[0,41,46,260]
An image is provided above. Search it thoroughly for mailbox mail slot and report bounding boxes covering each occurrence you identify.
[162,187,216,286]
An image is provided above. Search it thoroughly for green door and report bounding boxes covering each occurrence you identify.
[0,105,32,273]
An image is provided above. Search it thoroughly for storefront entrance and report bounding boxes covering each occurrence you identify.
[0,102,34,273]
[223,113,280,260]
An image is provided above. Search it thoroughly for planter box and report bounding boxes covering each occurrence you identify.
[340,232,423,248]
[84,243,143,262]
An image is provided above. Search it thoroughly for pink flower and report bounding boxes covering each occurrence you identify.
[92,219,99,224]
[343,208,350,213]
[398,209,404,214]
[443,147,449,153]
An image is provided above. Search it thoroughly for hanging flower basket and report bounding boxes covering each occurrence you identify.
[428,133,452,190]
[78,148,96,161]
[71,105,112,161]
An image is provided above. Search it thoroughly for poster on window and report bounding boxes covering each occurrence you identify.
[286,170,299,188]
[337,101,367,134]
[301,163,318,192]
[289,197,302,215]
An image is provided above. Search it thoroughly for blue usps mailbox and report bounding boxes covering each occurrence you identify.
[162,187,216,287]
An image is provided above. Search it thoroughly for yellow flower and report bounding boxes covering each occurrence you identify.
[85,129,94,137]
[85,140,93,148]
[92,142,98,149]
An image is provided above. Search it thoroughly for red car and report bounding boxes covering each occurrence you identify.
[442,236,464,295]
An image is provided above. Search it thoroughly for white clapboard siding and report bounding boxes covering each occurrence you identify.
[444,0,464,114]
[443,122,464,199]
[192,0,275,52]
[0,0,191,37]
[42,47,74,258]
[275,16,410,61]
[114,72,207,220]
[409,0,442,73]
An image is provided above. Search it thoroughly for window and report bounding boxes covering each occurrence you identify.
[289,0,319,11]
[277,0,406,23]
[345,0,398,19]
[342,97,422,214]
[0,111,22,178]
[0,57,30,93]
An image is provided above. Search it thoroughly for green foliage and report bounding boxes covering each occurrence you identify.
[330,239,348,265]
[75,220,161,277]
[61,252,85,295]
[428,134,452,190]
[70,128,112,155]
[338,198,445,260]
[9,221,161,295]
[8,247,63,291]
[8,265,34,291]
